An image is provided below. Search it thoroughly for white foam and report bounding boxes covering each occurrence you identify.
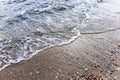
[0,0,105,71]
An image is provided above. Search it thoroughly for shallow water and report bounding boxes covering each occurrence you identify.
[0,0,120,71]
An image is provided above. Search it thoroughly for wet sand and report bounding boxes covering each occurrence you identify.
[0,0,120,80]
[0,26,120,80]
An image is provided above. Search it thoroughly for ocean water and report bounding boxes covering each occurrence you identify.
[0,0,120,71]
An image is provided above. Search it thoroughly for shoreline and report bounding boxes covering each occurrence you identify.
[0,28,120,80]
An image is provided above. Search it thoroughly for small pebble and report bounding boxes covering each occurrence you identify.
[55,76,58,78]
[30,72,33,75]
[85,68,88,70]
[36,71,39,74]
[116,67,120,71]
